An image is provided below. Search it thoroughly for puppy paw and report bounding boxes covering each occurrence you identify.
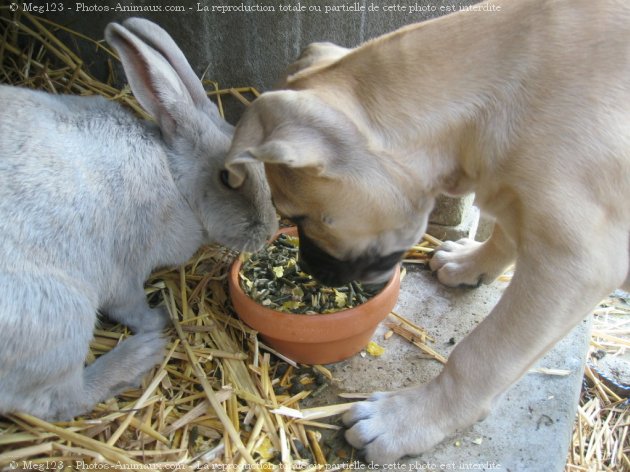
[430,239,493,287]
[342,390,448,464]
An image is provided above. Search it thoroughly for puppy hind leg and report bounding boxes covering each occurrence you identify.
[430,223,515,287]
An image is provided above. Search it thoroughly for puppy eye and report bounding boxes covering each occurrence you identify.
[219,169,237,190]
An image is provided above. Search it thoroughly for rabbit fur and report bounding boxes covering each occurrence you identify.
[0,18,277,420]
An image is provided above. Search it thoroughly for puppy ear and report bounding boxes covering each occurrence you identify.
[224,153,251,188]
[280,42,351,86]
[226,140,325,187]
[225,90,349,186]
[250,141,326,169]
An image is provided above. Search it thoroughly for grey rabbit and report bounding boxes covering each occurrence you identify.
[0,18,277,420]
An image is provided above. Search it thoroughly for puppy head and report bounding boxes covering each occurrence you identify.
[226,90,433,285]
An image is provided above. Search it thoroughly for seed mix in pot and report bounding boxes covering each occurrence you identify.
[239,233,385,314]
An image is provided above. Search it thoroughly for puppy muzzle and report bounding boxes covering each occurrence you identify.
[297,226,404,286]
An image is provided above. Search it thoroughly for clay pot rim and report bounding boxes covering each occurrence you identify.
[228,227,400,335]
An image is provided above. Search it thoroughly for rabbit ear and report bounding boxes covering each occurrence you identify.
[119,18,215,115]
[105,21,195,138]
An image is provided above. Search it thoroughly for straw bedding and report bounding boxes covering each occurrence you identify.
[0,8,627,471]
[566,292,630,471]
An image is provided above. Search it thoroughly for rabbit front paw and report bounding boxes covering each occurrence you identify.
[131,305,171,333]
[85,331,167,399]
[106,299,171,333]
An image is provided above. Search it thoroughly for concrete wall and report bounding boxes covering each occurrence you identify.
[40,0,482,237]
[42,0,479,94]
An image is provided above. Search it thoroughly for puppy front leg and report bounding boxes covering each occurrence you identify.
[430,222,515,287]
[344,227,628,463]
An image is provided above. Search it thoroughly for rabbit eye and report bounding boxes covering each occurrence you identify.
[220,169,236,190]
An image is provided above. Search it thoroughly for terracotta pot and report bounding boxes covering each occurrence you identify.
[228,227,401,364]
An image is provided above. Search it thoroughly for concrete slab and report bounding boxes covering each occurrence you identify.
[427,204,480,242]
[430,195,476,227]
[308,265,590,471]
